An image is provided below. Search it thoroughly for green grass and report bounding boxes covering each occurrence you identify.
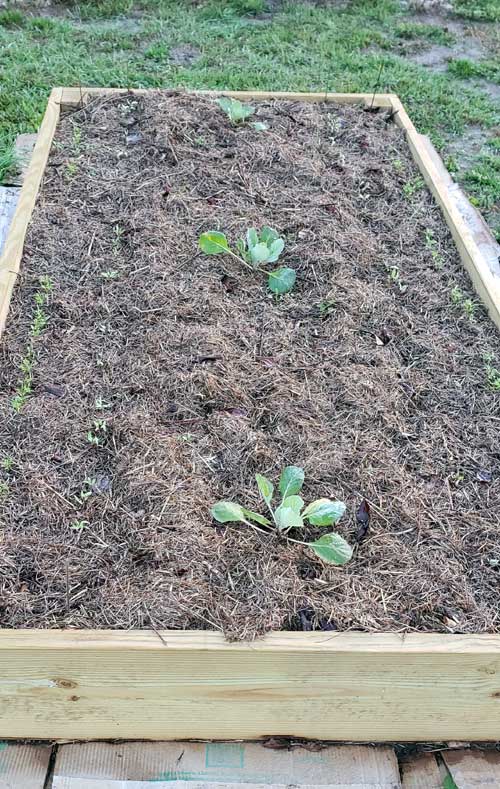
[448,57,500,84]
[454,0,500,22]
[0,145,18,183]
[0,0,498,229]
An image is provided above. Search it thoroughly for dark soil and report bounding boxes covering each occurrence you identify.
[0,91,499,639]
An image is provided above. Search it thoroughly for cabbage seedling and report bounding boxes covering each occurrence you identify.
[217,97,255,124]
[199,227,296,295]
[211,466,352,566]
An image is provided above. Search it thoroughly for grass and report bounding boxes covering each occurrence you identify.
[454,0,500,22]
[0,0,498,231]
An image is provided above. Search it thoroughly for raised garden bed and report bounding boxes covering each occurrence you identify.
[0,88,499,742]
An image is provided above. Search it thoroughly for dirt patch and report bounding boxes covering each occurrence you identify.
[0,92,499,639]
[447,124,491,169]
[169,44,201,66]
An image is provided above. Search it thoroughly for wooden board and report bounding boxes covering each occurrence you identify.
[442,749,500,787]
[52,742,401,788]
[400,753,443,788]
[0,741,53,788]
[0,87,60,338]
[0,630,499,741]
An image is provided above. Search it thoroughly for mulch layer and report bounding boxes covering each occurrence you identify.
[0,91,499,639]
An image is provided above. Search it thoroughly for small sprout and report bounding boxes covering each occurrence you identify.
[484,353,500,391]
[87,419,107,446]
[251,121,268,132]
[72,125,82,152]
[318,299,335,318]
[0,481,9,497]
[424,229,444,269]
[217,96,255,124]
[199,227,296,295]
[387,265,407,293]
[451,285,463,305]
[70,519,89,531]
[95,395,112,410]
[403,175,424,198]
[450,284,476,320]
[211,465,352,566]
[1,456,13,471]
[392,158,404,173]
[76,476,97,504]
[100,269,119,280]
[112,224,124,253]
[66,161,78,178]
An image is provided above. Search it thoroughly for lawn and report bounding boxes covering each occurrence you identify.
[0,0,499,236]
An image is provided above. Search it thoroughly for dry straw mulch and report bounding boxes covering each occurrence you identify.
[0,92,499,639]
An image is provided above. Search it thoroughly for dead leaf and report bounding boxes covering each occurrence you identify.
[355,499,371,542]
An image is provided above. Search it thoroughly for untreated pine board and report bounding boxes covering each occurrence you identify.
[52,741,401,788]
[0,631,499,741]
[0,741,53,788]
[58,86,396,109]
[0,87,61,338]
[442,749,500,787]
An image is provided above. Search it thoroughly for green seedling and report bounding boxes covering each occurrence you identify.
[72,125,82,152]
[0,481,9,497]
[66,161,78,178]
[112,224,124,253]
[450,285,476,320]
[403,175,424,198]
[11,277,52,412]
[100,269,119,280]
[211,465,352,566]
[216,97,267,131]
[318,299,335,318]
[424,228,444,269]
[87,419,108,446]
[199,227,295,294]
[484,353,500,391]
[1,456,13,471]
[95,395,112,409]
[387,265,407,293]
[75,476,97,504]
[70,519,89,531]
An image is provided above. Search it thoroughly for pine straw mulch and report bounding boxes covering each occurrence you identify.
[0,91,499,639]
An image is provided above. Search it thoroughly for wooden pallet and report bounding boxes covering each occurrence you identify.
[2,741,500,788]
[0,89,499,743]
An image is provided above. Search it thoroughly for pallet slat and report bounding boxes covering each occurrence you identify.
[400,753,443,788]
[0,742,53,788]
[52,741,401,788]
[442,749,500,787]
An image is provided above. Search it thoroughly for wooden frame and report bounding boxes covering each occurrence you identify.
[0,89,499,742]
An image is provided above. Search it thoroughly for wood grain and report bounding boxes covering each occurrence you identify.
[442,749,500,787]
[0,88,60,339]
[0,741,53,788]
[0,631,498,741]
[400,753,442,788]
[59,86,396,108]
[52,741,401,787]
